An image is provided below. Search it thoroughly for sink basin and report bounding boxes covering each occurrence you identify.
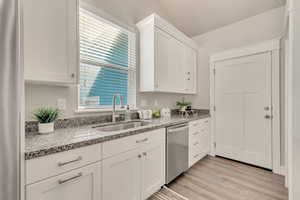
[92,120,151,132]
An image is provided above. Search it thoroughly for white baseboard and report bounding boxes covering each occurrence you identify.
[274,166,287,176]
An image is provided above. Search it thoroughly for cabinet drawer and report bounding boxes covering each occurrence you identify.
[189,119,209,135]
[189,119,203,130]
[103,128,165,159]
[188,118,210,167]
[189,126,209,143]
[189,135,209,167]
[189,134,201,148]
[189,149,206,167]
[201,119,210,129]
[26,162,101,200]
[26,144,102,184]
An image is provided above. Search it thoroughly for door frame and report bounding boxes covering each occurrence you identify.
[209,39,283,175]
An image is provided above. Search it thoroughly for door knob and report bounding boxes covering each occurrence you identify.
[264,106,270,111]
[265,115,272,119]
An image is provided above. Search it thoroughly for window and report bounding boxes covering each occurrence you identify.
[79,8,136,110]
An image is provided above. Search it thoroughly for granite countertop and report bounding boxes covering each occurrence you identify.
[25,113,210,160]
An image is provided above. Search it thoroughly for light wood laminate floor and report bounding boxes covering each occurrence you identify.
[168,156,288,200]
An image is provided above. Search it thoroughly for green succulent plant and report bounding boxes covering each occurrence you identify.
[33,107,60,123]
[176,99,191,108]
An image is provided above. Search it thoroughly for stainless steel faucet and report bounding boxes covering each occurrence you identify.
[112,94,124,122]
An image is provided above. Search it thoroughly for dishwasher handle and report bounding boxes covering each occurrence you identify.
[167,125,188,133]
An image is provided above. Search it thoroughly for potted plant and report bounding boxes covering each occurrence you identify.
[176,99,191,112]
[33,107,60,134]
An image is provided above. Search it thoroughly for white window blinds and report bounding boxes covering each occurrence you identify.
[79,8,136,108]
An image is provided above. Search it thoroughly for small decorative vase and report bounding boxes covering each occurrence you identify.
[38,122,54,134]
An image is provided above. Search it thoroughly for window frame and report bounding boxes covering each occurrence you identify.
[76,4,137,112]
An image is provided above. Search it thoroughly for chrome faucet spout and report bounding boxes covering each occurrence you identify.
[112,94,124,122]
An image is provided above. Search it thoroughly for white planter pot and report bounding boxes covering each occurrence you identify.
[180,106,187,112]
[38,122,54,134]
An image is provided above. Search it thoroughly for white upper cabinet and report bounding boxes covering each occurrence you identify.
[22,0,78,84]
[184,46,197,94]
[137,14,198,94]
[155,28,173,92]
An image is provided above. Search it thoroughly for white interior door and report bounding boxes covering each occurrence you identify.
[215,52,272,169]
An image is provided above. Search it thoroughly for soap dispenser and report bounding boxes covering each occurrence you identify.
[125,105,131,121]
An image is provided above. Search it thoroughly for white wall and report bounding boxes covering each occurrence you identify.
[25,6,285,120]
[192,6,285,107]
[290,0,300,198]
[25,83,199,120]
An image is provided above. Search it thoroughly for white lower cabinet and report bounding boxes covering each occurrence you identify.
[102,148,142,200]
[189,118,210,167]
[26,162,101,200]
[142,140,165,199]
[26,129,166,200]
[102,128,166,200]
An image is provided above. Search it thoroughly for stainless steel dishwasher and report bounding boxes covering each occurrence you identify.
[166,123,189,184]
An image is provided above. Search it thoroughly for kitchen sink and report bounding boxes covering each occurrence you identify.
[92,120,151,132]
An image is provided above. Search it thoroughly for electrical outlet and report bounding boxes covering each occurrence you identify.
[57,98,66,110]
[140,99,147,107]
[154,99,158,107]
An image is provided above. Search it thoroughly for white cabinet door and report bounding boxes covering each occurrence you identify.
[169,38,186,93]
[142,139,165,199]
[102,149,142,200]
[184,47,197,94]
[155,28,186,93]
[26,162,101,200]
[215,52,272,169]
[155,28,172,92]
[23,0,78,84]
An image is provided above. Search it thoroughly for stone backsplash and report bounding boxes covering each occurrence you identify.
[25,109,209,135]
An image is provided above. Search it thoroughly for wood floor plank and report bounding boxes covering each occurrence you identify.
[188,166,278,200]
[166,156,288,200]
[196,159,288,196]
[204,158,285,186]
[186,168,258,200]
[194,161,287,199]
[169,183,208,200]
[208,156,284,183]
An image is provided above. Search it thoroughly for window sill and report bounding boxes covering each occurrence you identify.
[75,108,125,114]
[75,107,137,114]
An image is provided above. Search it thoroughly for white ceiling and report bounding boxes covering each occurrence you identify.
[158,0,286,37]
[85,0,286,37]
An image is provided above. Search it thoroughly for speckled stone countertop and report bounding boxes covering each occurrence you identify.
[25,113,210,160]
